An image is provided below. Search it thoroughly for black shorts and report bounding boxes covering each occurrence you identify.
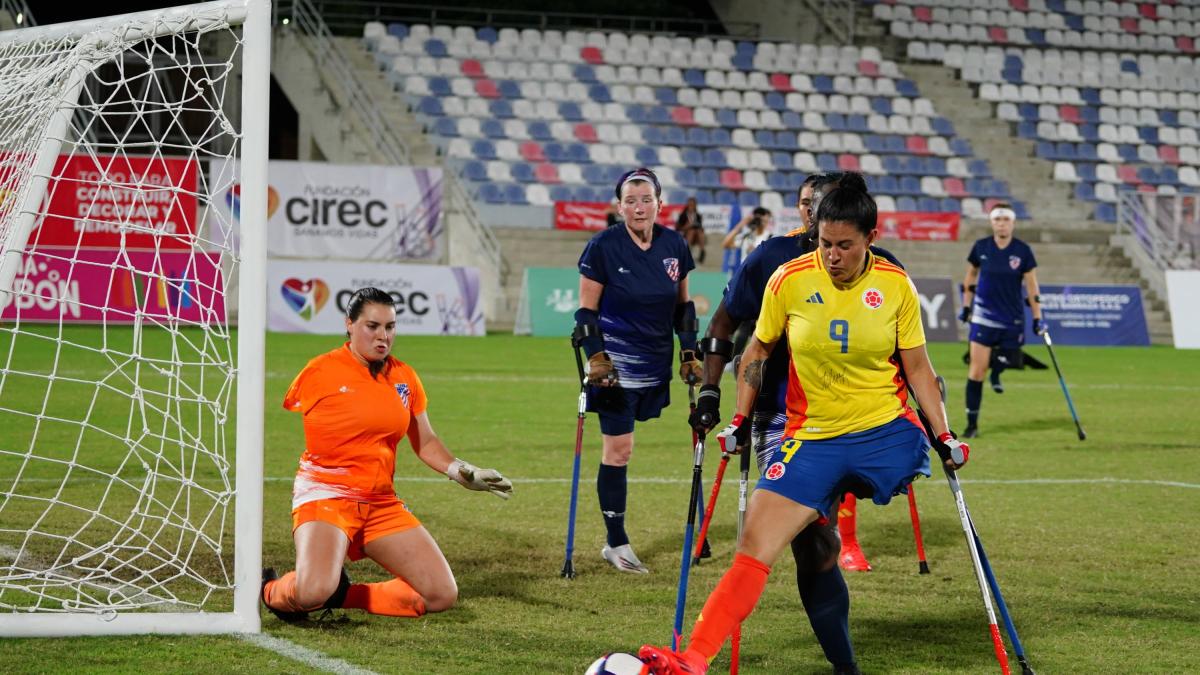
[588,381,671,435]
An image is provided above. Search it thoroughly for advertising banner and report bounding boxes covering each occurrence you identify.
[209,160,443,260]
[29,154,198,250]
[553,202,684,232]
[267,260,484,335]
[912,277,960,343]
[877,212,960,241]
[1025,284,1149,346]
[1,247,225,324]
[1166,270,1200,349]
[514,267,728,336]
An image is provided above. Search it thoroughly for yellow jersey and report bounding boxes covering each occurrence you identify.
[755,250,925,440]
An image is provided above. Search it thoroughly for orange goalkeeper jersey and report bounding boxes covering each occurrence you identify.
[283,344,428,508]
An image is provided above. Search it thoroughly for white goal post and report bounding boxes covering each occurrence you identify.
[0,0,269,636]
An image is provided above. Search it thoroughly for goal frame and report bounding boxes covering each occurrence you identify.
[0,0,269,637]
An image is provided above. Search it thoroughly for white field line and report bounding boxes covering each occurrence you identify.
[240,633,380,675]
[262,475,1200,489]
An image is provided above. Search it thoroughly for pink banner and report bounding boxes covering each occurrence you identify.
[877,211,960,241]
[28,154,198,250]
[553,201,683,231]
[1,247,226,324]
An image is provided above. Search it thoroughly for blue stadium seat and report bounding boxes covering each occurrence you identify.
[490,99,514,118]
[754,130,775,148]
[504,183,528,204]
[1117,144,1138,162]
[1056,142,1077,160]
[926,158,948,176]
[1078,124,1099,142]
[781,111,803,130]
[573,64,597,82]
[676,168,699,188]
[768,171,791,191]
[916,197,939,212]
[896,79,919,97]
[813,75,835,94]
[698,168,721,188]
[1162,168,1179,185]
[418,97,443,116]
[714,189,737,205]
[528,121,552,141]
[731,53,754,71]
[462,160,486,182]
[904,156,927,175]
[864,134,886,154]
[571,185,598,202]
[682,147,704,166]
[471,140,496,160]
[424,39,447,57]
[739,191,759,207]
[965,178,988,197]
[885,135,907,154]
[990,180,1012,198]
[1026,28,1046,45]
[434,117,458,137]
[1002,68,1023,84]
[710,128,733,146]
[582,164,607,184]
[1160,110,1178,126]
[567,143,590,163]
[883,155,905,174]
[1076,163,1097,182]
[896,196,918,211]
[1120,59,1139,75]
[771,152,793,170]
[1094,203,1117,222]
[847,115,869,133]
[939,198,961,213]
[716,109,738,127]
[498,80,521,99]
[648,106,671,124]
[1012,201,1030,219]
[776,130,798,150]
[1137,167,1159,185]
[694,189,716,203]
[816,153,838,172]
[1138,126,1159,144]
[656,88,677,105]
[543,142,566,162]
[826,113,847,131]
[765,92,786,111]
[387,23,408,39]
[686,128,710,147]
[664,126,686,146]
[871,97,893,115]
[559,102,583,122]
[1080,88,1101,105]
[588,84,612,103]
[635,147,659,165]
[641,126,663,145]
[625,105,647,124]
[428,77,451,96]
[1017,103,1039,121]
[1016,122,1038,140]
[684,69,706,88]
[511,162,535,183]
[479,183,504,204]
[932,117,955,136]
[898,176,921,196]
[482,119,505,139]
[1035,141,1056,160]
[1063,13,1084,31]
[1074,183,1095,201]
[703,148,727,167]
[476,26,498,43]
[1080,107,1099,123]
[968,159,991,177]
[950,138,973,156]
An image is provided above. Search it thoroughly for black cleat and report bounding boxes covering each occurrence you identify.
[321,567,352,610]
[261,567,308,623]
[989,371,1004,394]
[833,662,863,675]
[699,538,712,560]
[962,425,979,439]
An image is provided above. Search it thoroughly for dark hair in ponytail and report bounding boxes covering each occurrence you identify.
[814,172,877,237]
[345,287,395,379]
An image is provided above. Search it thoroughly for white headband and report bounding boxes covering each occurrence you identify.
[989,207,1016,221]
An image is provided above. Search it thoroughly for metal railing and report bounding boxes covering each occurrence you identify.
[281,0,503,277]
[298,1,757,38]
[1117,190,1199,271]
[802,0,856,44]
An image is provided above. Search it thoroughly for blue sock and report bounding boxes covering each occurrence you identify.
[966,378,983,428]
[797,566,854,668]
[597,463,628,547]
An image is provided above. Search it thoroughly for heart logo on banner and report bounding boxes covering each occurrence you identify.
[224,184,280,220]
[280,278,330,320]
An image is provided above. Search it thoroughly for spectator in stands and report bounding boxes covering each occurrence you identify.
[959,203,1045,438]
[676,197,706,264]
[575,168,701,574]
[722,207,774,272]
[262,288,511,623]
[605,198,622,228]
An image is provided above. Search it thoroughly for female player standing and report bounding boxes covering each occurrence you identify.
[959,202,1044,437]
[639,182,969,674]
[575,168,702,573]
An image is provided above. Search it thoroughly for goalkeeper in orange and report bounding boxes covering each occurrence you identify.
[639,183,969,674]
[262,287,512,622]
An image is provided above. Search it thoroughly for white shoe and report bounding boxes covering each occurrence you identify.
[601,544,649,574]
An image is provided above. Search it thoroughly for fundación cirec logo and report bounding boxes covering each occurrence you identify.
[281,278,330,320]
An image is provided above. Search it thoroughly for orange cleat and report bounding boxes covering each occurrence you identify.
[637,645,709,675]
[838,542,873,572]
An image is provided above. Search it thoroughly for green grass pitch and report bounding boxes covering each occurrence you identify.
[2,330,1198,674]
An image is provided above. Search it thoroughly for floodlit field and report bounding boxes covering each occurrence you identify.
[2,331,1198,674]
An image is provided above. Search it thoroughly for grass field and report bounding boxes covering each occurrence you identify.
[2,331,1199,674]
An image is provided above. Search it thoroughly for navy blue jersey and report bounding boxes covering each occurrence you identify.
[967,236,1036,329]
[579,224,694,388]
[723,233,903,415]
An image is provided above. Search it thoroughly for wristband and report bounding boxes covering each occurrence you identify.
[937,432,955,443]
[699,336,734,361]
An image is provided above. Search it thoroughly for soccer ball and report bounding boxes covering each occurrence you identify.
[585,651,647,675]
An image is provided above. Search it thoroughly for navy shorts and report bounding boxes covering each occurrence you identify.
[755,415,931,517]
[969,323,1025,351]
[588,381,671,435]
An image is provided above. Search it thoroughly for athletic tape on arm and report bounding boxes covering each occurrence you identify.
[573,308,604,357]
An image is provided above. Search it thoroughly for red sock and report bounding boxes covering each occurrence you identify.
[343,578,427,617]
[837,494,859,545]
[264,571,322,613]
[684,553,771,661]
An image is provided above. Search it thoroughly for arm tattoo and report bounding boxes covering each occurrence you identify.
[743,359,766,390]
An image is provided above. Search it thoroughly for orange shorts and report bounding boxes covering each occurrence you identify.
[292,498,422,561]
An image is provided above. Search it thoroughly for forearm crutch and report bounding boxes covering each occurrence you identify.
[907,485,930,574]
[560,332,588,579]
[692,450,730,566]
[729,444,751,674]
[672,425,706,649]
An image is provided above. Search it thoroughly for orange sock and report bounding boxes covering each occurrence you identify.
[685,552,771,661]
[264,571,322,613]
[343,578,427,617]
[837,494,859,544]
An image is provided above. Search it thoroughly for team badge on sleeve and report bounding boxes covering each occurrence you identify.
[394,383,411,407]
[862,288,884,309]
[662,257,680,282]
[764,462,786,480]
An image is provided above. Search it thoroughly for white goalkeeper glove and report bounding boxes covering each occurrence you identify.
[446,459,512,500]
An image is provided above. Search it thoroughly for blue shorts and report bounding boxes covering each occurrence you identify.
[755,415,931,517]
[588,382,670,435]
[969,323,1025,351]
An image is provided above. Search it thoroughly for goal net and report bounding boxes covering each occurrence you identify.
[0,0,269,636]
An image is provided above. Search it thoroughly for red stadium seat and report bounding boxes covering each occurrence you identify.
[1010,0,1028,10]
[671,106,696,126]
[1177,37,1195,53]
[1159,146,1180,165]
[461,59,484,78]
[837,154,860,171]
[988,26,1008,43]
[944,177,967,197]
[580,46,604,65]
[574,123,598,143]
[1137,184,1156,193]
[1138,3,1157,19]
[719,169,745,191]
[519,141,545,162]
[857,60,880,77]
[1120,17,1140,33]
[475,79,500,99]
[906,135,930,155]
[1117,165,1139,184]
[769,73,793,92]
[913,6,932,22]
[535,163,561,184]
[1058,105,1081,123]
